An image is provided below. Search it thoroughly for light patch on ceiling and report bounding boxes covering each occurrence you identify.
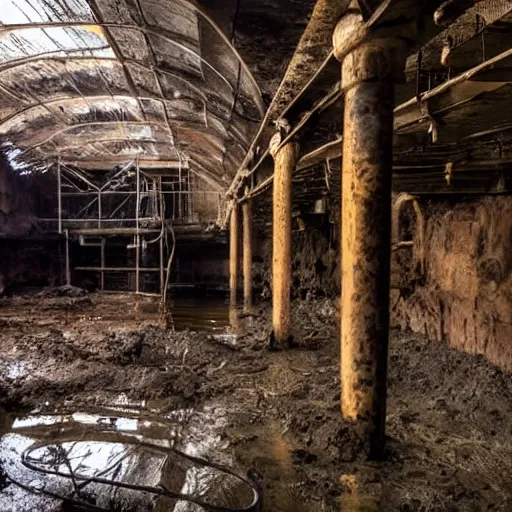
[0,0,264,186]
[0,26,114,63]
[82,25,104,37]
[0,0,94,25]
[125,124,156,141]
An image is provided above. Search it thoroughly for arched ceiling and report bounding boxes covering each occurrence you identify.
[0,0,265,187]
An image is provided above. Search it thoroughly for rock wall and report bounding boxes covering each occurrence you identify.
[392,195,512,370]
[253,213,339,299]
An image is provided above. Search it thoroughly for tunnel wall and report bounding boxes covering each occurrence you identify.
[192,176,223,224]
[0,156,36,237]
[0,156,62,294]
[392,195,512,370]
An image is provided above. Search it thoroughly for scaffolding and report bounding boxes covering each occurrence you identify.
[51,159,219,296]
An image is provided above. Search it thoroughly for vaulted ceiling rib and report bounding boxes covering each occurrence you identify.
[0,0,264,186]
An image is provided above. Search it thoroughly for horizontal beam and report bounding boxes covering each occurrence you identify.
[239,150,512,204]
[296,137,342,171]
[224,0,353,205]
[395,47,512,132]
[23,120,173,156]
[59,159,187,170]
[74,266,161,272]
[0,94,227,149]
[227,80,342,202]
[266,0,350,121]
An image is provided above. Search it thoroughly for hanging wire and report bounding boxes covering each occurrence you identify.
[9,439,261,512]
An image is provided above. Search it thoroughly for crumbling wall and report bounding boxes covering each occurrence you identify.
[253,214,339,299]
[392,195,512,370]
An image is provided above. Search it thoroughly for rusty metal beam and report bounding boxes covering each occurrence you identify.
[396,46,512,133]
[408,0,512,74]
[239,137,343,202]
[225,0,352,206]
[225,80,342,224]
[434,0,486,26]
[266,0,351,121]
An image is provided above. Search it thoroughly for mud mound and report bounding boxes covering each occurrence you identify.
[36,285,89,298]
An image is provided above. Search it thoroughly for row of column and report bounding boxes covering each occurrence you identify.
[229,135,299,335]
[230,10,411,459]
[229,197,254,311]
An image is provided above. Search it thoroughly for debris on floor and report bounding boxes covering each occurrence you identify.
[0,293,511,511]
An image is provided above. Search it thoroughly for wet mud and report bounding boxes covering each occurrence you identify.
[0,290,511,511]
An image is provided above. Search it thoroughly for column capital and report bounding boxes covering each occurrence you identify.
[333,11,415,91]
[268,119,300,160]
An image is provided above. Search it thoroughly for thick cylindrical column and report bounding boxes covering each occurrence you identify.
[271,140,299,346]
[242,199,253,311]
[334,15,408,459]
[229,203,239,305]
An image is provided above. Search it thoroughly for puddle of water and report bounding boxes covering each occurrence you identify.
[0,400,259,512]
[0,294,248,338]
[166,297,231,332]
[84,296,234,334]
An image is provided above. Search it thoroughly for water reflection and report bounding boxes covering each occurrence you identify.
[232,424,310,512]
[0,403,259,512]
[153,295,232,334]
[339,473,382,511]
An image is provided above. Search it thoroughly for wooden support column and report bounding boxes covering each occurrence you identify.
[229,203,240,305]
[242,198,253,311]
[333,12,410,459]
[270,130,299,347]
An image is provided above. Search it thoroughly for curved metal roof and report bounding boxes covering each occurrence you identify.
[0,0,265,186]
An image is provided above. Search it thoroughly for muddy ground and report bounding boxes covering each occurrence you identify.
[0,288,511,511]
